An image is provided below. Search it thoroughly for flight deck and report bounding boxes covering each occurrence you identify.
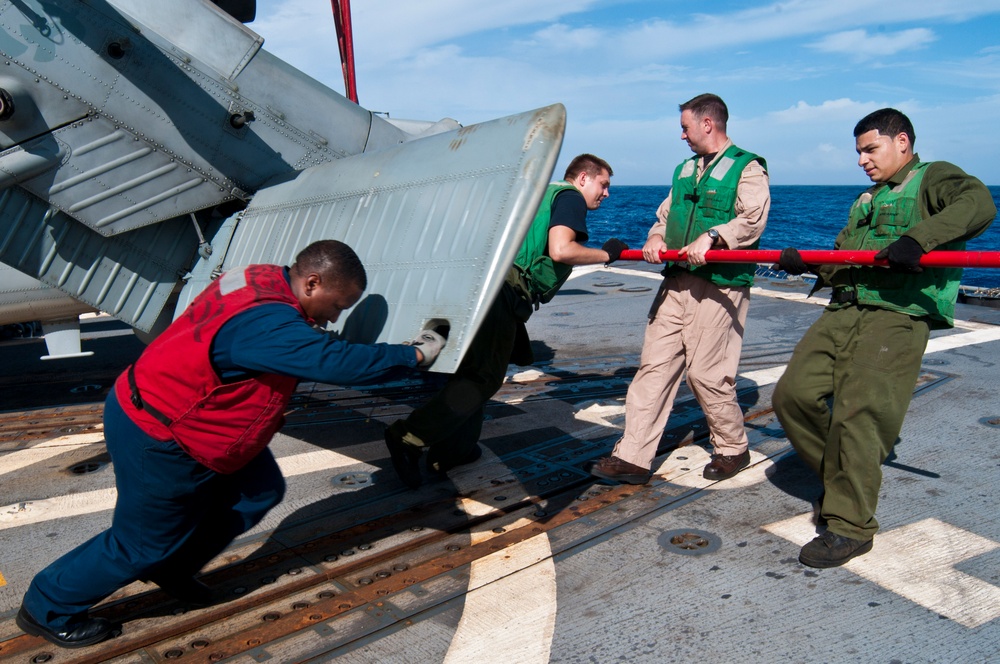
[2,263,999,663]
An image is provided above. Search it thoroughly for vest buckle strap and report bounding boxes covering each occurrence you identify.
[127,364,173,427]
[831,288,858,304]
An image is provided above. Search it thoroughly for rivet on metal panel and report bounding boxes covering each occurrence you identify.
[494,496,507,501]
[246,639,261,647]
[392,563,409,572]
[287,568,302,575]
[191,640,210,649]
[234,586,248,595]
[164,650,184,659]
[261,576,276,585]
[446,544,461,551]
[493,527,506,534]
[410,526,424,531]
[324,555,339,563]
[209,653,225,662]
[534,510,548,517]
[375,571,391,579]
[342,549,356,556]
[359,543,373,551]
[262,612,281,622]
[358,577,373,585]
[318,590,336,599]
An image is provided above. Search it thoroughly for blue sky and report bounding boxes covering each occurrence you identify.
[252,1,1000,186]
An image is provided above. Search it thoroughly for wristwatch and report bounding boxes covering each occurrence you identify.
[707,228,720,244]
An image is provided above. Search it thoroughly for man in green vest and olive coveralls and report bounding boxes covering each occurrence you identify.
[385,154,629,489]
[774,108,996,568]
[591,93,771,486]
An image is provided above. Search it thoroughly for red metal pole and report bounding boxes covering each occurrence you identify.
[617,249,1000,269]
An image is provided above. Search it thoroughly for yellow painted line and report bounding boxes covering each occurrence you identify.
[763,514,1000,628]
[0,570,6,587]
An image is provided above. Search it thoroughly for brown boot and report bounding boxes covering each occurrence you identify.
[590,456,651,485]
[702,450,750,480]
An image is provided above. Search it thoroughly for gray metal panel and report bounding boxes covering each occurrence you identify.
[181,104,566,373]
[0,186,196,332]
[0,264,96,325]
[0,0,402,234]
[102,0,264,81]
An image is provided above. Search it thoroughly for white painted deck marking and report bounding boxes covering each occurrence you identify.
[0,432,106,477]
[0,449,361,529]
[764,514,1000,628]
[443,535,557,664]
[444,452,557,664]
[654,447,773,490]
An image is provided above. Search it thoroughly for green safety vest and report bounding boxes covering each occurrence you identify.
[664,144,765,287]
[512,182,577,304]
[836,161,963,326]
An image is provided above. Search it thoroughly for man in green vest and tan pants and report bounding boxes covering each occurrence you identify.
[774,108,996,568]
[384,154,628,489]
[591,93,771,486]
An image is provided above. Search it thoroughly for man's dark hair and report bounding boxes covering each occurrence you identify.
[564,153,613,180]
[679,93,728,131]
[854,108,915,146]
[293,240,367,290]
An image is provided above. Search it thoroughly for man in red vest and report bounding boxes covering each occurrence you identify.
[17,240,442,648]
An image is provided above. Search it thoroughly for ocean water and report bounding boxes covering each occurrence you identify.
[586,185,1000,289]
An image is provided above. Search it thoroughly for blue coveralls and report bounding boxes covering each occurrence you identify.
[23,297,416,628]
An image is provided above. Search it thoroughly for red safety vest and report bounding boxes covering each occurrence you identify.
[114,264,303,473]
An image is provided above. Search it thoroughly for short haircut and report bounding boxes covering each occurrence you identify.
[564,153,613,180]
[293,240,367,291]
[853,108,915,146]
[679,93,729,131]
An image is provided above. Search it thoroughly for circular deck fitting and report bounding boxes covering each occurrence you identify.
[658,529,722,556]
[332,472,372,487]
[619,286,652,293]
[980,416,1000,429]
[68,461,105,475]
[593,281,624,288]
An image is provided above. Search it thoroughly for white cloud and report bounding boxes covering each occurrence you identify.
[809,28,937,60]
[248,1,1000,184]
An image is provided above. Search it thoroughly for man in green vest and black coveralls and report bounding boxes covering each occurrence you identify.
[591,93,770,486]
[774,108,996,568]
[384,154,628,489]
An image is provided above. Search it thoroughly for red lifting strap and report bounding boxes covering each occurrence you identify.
[330,0,358,103]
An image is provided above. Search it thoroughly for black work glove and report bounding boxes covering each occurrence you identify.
[776,247,813,276]
[602,238,628,265]
[874,236,924,273]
